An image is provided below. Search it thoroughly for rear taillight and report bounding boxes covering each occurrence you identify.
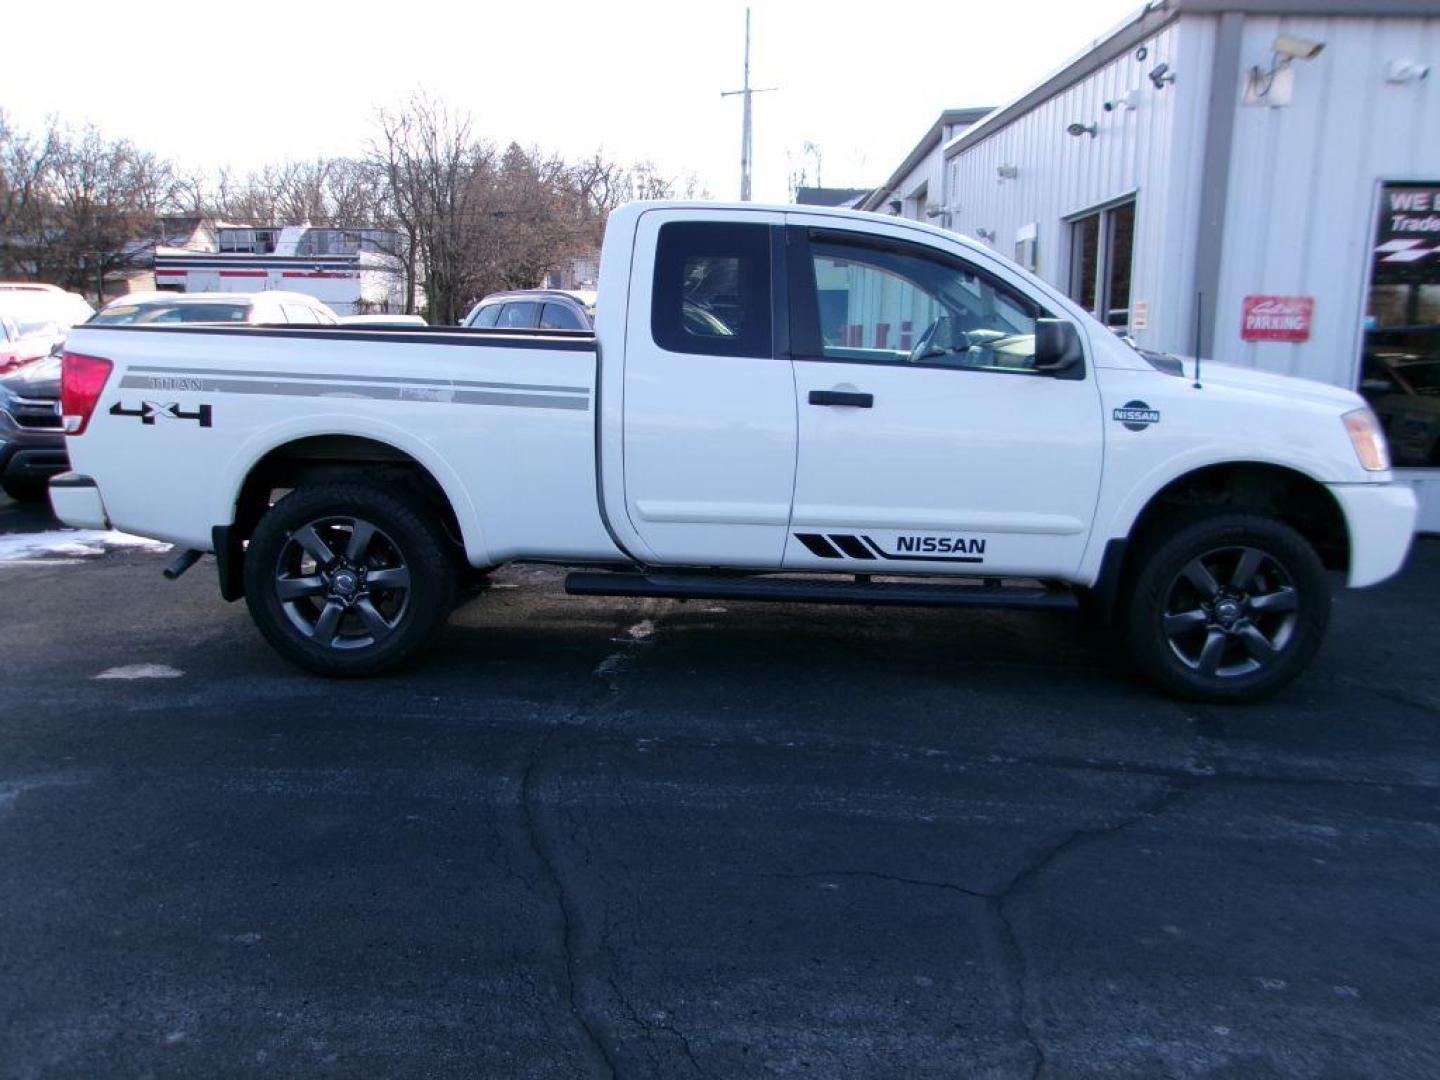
[61,352,113,435]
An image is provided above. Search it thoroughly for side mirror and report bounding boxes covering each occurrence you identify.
[1033,318,1083,376]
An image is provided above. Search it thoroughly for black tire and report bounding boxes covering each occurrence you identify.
[1,478,48,503]
[243,483,459,677]
[1123,512,1330,703]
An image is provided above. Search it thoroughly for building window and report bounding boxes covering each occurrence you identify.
[1359,181,1440,469]
[1068,199,1136,330]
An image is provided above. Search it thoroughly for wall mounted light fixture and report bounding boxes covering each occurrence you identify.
[1066,122,1098,138]
[996,164,1019,180]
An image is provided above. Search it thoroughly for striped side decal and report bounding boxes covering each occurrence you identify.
[794,532,986,564]
[119,365,591,412]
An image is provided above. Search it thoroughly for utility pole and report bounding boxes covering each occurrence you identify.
[721,8,776,202]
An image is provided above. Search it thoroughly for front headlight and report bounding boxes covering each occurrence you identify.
[1343,407,1391,472]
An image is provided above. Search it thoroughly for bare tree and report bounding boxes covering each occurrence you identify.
[370,91,495,323]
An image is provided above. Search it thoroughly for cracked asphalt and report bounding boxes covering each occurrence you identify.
[2,492,1440,1078]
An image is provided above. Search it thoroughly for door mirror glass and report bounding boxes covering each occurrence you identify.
[1033,318,1083,375]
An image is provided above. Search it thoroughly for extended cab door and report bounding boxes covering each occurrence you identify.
[782,217,1104,578]
[619,209,795,566]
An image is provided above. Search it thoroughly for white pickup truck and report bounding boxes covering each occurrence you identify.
[50,202,1416,701]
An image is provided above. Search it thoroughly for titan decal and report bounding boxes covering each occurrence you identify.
[109,400,213,427]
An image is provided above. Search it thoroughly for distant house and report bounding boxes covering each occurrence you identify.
[542,252,600,291]
[794,186,871,209]
[103,215,227,298]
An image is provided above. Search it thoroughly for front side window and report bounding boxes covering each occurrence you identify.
[496,302,540,329]
[802,233,1046,374]
[651,221,772,358]
[469,304,502,328]
[540,302,586,330]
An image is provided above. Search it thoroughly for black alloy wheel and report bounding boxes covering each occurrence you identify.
[275,516,413,650]
[1124,513,1330,702]
[244,483,457,676]
[1161,545,1299,679]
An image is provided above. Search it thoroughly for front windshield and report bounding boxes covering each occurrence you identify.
[92,301,251,325]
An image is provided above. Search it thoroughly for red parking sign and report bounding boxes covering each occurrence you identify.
[1242,295,1314,342]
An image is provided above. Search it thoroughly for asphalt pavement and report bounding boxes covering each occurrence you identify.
[2,491,1439,1079]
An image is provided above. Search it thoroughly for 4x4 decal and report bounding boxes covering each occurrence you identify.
[109,400,213,427]
[795,533,986,564]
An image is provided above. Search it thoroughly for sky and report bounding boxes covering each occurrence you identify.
[1,0,1142,204]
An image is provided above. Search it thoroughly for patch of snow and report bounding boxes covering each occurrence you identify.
[95,664,184,680]
[593,653,630,679]
[0,529,170,562]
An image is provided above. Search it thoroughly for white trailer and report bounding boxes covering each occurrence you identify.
[153,226,412,317]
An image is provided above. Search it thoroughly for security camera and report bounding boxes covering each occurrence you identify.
[1273,35,1324,61]
[1387,58,1431,83]
[1148,62,1176,89]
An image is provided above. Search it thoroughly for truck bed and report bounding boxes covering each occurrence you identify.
[62,323,621,568]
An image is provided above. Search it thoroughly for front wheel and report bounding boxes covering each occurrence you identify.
[243,483,459,677]
[1123,513,1330,703]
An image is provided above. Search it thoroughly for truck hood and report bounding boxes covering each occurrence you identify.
[1181,358,1364,413]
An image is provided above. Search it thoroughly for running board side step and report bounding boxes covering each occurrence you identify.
[564,572,1077,611]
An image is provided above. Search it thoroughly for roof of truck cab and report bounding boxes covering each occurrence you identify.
[616,200,997,258]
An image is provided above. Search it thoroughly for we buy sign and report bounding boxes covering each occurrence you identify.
[1241,295,1314,343]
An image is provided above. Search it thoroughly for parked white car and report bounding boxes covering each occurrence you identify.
[50,202,1416,701]
[91,291,340,327]
[0,283,94,330]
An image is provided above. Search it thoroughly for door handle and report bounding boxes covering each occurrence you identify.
[808,389,873,408]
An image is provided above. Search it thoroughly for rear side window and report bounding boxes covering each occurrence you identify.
[652,221,772,358]
[470,304,501,328]
[496,302,540,329]
[540,302,585,330]
[281,304,319,325]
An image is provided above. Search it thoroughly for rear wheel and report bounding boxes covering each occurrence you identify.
[1124,513,1329,702]
[243,483,458,676]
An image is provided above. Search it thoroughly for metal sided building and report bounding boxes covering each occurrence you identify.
[939,0,1440,524]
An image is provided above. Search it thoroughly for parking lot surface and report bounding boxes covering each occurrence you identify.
[2,492,1439,1079]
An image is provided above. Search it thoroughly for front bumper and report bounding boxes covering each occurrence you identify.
[1327,481,1418,588]
[0,405,68,487]
[48,472,110,530]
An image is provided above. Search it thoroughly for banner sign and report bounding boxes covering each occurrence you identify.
[1374,183,1440,267]
[1242,295,1314,342]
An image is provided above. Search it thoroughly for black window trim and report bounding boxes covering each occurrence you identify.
[783,224,1084,380]
[649,219,782,361]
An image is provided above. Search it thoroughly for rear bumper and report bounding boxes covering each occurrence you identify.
[48,472,110,530]
[1327,481,1418,588]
